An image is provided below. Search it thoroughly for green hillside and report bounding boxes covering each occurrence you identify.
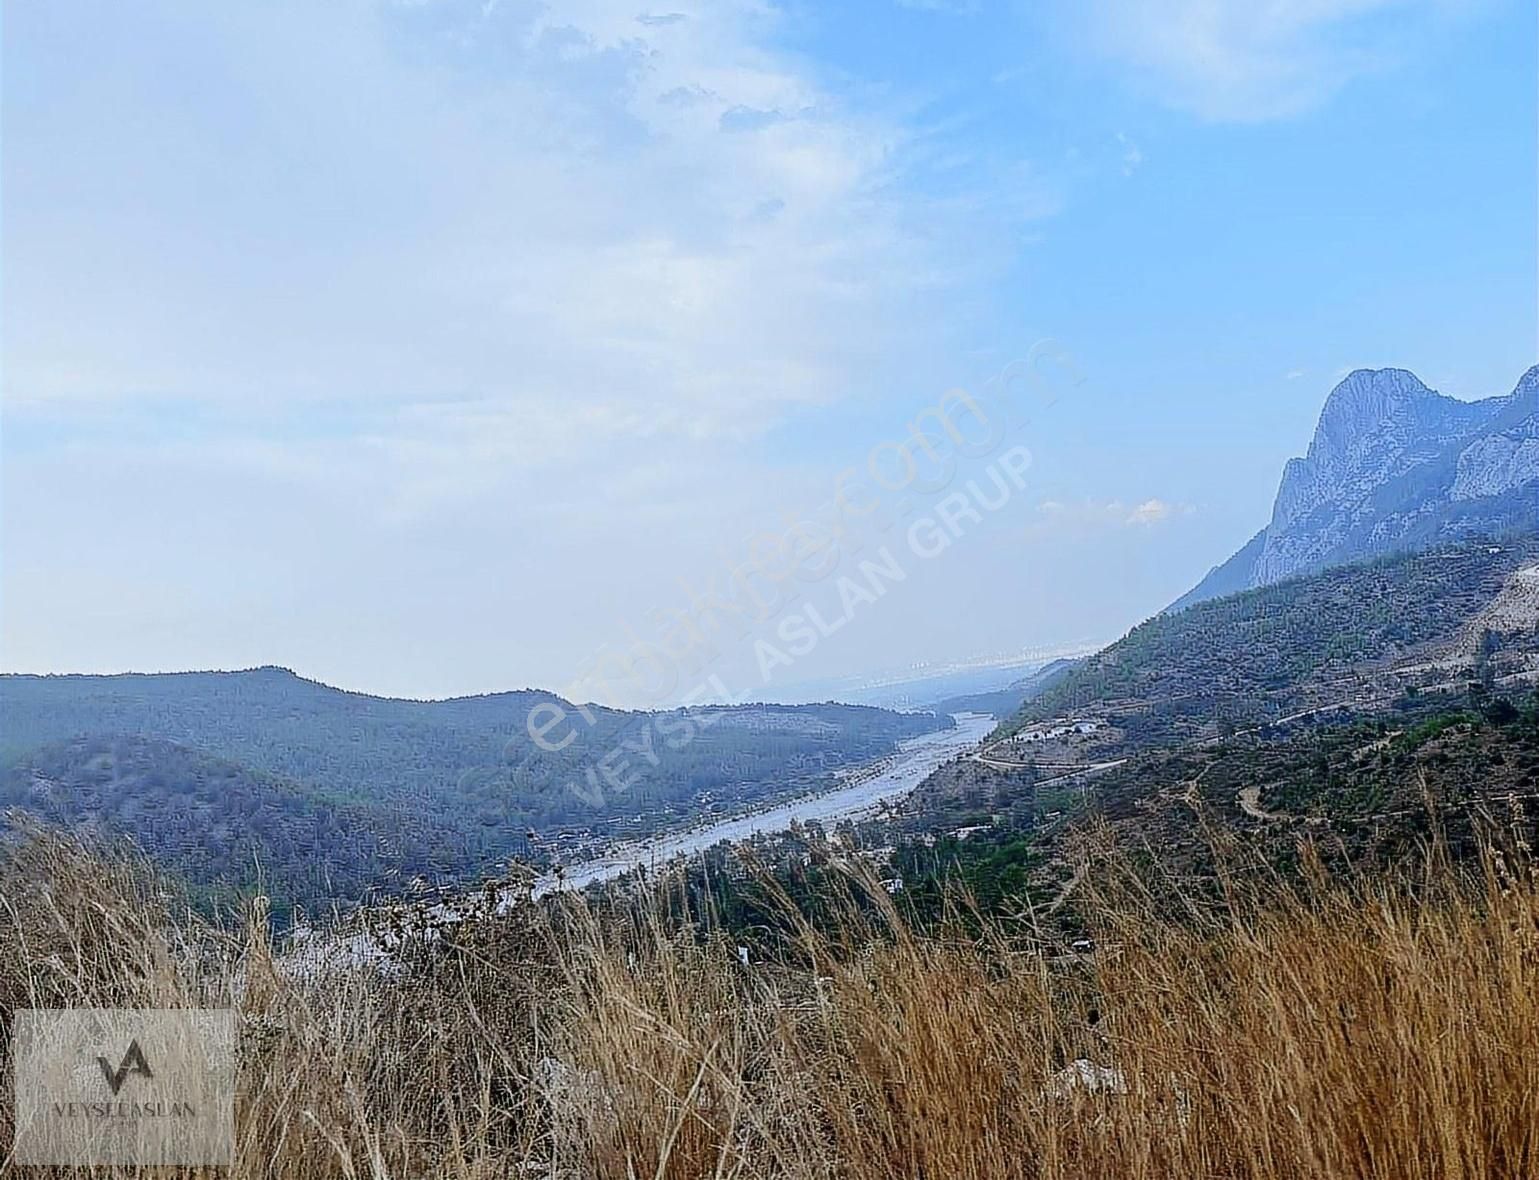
[1,736,454,920]
[0,669,947,910]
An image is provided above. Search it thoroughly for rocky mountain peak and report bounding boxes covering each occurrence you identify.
[1264,369,1498,550]
[1169,364,1538,613]
[1307,369,1437,464]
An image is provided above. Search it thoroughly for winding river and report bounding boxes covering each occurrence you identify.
[287,712,994,971]
[531,711,994,898]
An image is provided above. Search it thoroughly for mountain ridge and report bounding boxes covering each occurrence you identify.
[1173,365,1538,611]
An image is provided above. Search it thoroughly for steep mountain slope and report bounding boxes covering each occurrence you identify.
[1005,533,1539,749]
[895,534,1539,921]
[1174,366,1538,610]
[930,657,1081,717]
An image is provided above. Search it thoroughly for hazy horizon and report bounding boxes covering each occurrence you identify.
[4,0,1535,706]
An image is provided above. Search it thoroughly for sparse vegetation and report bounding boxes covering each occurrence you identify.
[1008,535,1539,748]
[2,824,1535,1178]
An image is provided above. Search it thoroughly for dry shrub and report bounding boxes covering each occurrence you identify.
[0,824,1535,1178]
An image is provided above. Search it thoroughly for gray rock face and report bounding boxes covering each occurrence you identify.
[1452,366,1539,501]
[1172,365,1538,611]
[1452,434,1539,501]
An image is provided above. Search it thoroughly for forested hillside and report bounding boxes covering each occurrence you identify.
[0,737,453,920]
[930,657,1080,718]
[0,669,948,912]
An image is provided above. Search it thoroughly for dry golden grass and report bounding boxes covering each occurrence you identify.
[1,824,1535,1178]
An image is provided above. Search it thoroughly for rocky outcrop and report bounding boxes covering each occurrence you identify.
[1172,365,1539,611]
[1451,366,1539,501]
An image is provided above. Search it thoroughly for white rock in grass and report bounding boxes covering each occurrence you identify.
[1043,1058,1129,1100]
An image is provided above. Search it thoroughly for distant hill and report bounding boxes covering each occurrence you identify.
[931,658,1081,718]
[1173,366,1538,611]
[0,668,947,909]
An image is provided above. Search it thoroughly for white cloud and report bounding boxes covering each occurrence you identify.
[1079,0,1466,121]
[1028,496,1193,536]
[1126,498,1175,525]
[2,0,1062,694]
[4,0,1004,436]
[2,0,1055,528]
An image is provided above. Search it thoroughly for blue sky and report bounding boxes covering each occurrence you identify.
[3,0,1535,704]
